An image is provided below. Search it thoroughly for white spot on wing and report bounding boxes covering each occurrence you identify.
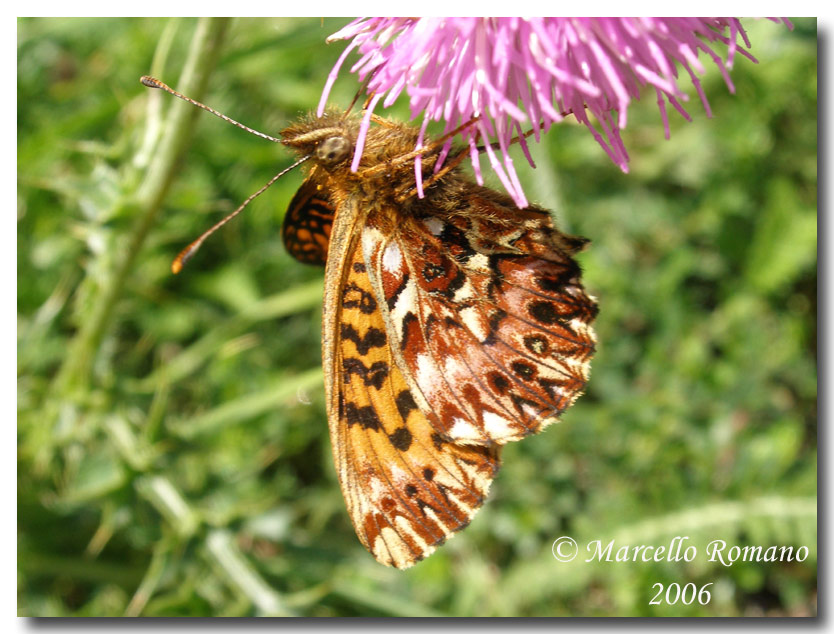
[388,465,409,486]
[394,515,430,552]
[482,409,513,437]
[389,276,417,332]
[453,279,475,303]
[382,242,403,273]
[424,217,444,235]
[369,477,387,501]
[459,305,488,342]
[467,253,490,271]
[372,526,418,568]
[416,353,439,395]
[449,417,481,441]
[361,226,382,260]
[443,356,464,378]
[421,508,453,536]
[521,402,539,419]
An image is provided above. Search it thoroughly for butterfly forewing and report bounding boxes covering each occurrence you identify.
[324,199,500,569]
[282,168,335,266]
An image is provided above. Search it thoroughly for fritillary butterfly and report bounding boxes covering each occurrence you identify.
[142,77,597,569]
[281,111,598,568]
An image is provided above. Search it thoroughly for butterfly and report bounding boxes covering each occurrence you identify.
[280,111,598,568]
[142,76,597,569]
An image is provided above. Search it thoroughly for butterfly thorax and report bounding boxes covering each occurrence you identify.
[281,110,448,212]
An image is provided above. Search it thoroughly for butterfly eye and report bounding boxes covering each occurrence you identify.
[316,136,351,165]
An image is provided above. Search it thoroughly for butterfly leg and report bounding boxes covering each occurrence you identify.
[357,116,481,179]
[390,113,584,202]
[342,71,379,117]
[368,112,400,129]
[358,109,580,194]
[471,106,581,154]
[393,148,470,203]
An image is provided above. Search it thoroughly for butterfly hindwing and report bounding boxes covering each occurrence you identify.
[364,189,597,445]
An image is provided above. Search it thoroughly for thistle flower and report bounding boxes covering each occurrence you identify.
[320,17,793,207]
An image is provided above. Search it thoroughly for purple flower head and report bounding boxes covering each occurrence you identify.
[319,17,792,208]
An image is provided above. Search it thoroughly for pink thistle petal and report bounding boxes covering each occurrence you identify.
[469,138,484,185]
[323,17,791,206]
[318,38,360,117]
[351,92,383,172]
[514,119,536,169]
[655,88,671,139]
[667,93,693,122]
[414,116,431,198]
[434,138,454,175]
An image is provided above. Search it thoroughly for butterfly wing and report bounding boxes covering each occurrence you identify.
[363,189,598,445]
[323,197,500,569]
[281,167,335,266]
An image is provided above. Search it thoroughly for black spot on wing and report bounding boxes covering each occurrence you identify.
[344,401,381,431]
[340,323,387,354]
[395,389,418,420]
[342,282,377,314]
[386,272,410,310]
[389,427,413,451]
[488,372,510,395]
[342,358,389,389]
[528,300,561,325]
[430,433,447,451]
[511,361,536,380]
[416,498,439,517]
[439,221,478,263]
[441,270,467,300]
[400,311,419,351]
[523,334,550,355]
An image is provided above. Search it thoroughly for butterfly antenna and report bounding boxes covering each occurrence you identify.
[140,76,284,144]
[171,155,310,274]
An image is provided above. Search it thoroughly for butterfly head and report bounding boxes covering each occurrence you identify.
[281,110,357,171]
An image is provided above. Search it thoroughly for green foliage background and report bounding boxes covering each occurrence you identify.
[18,17,817,616]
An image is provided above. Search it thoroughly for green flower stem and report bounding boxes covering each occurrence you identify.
[18,552,145,588]
[134,278,324,392]
[136,475,200,538]
[55,17,230,397]
[206,529,293,616]
[167,367,324,440]
[124,538,173,617]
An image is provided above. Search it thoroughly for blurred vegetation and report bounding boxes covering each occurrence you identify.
[18,17,816,616]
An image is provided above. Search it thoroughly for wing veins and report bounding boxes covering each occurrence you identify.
[363,239,487,522]
[375,231,486,436]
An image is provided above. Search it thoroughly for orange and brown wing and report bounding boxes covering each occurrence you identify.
[364,193,597,445]
[323,201,500,569]
[281,171,335,266]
